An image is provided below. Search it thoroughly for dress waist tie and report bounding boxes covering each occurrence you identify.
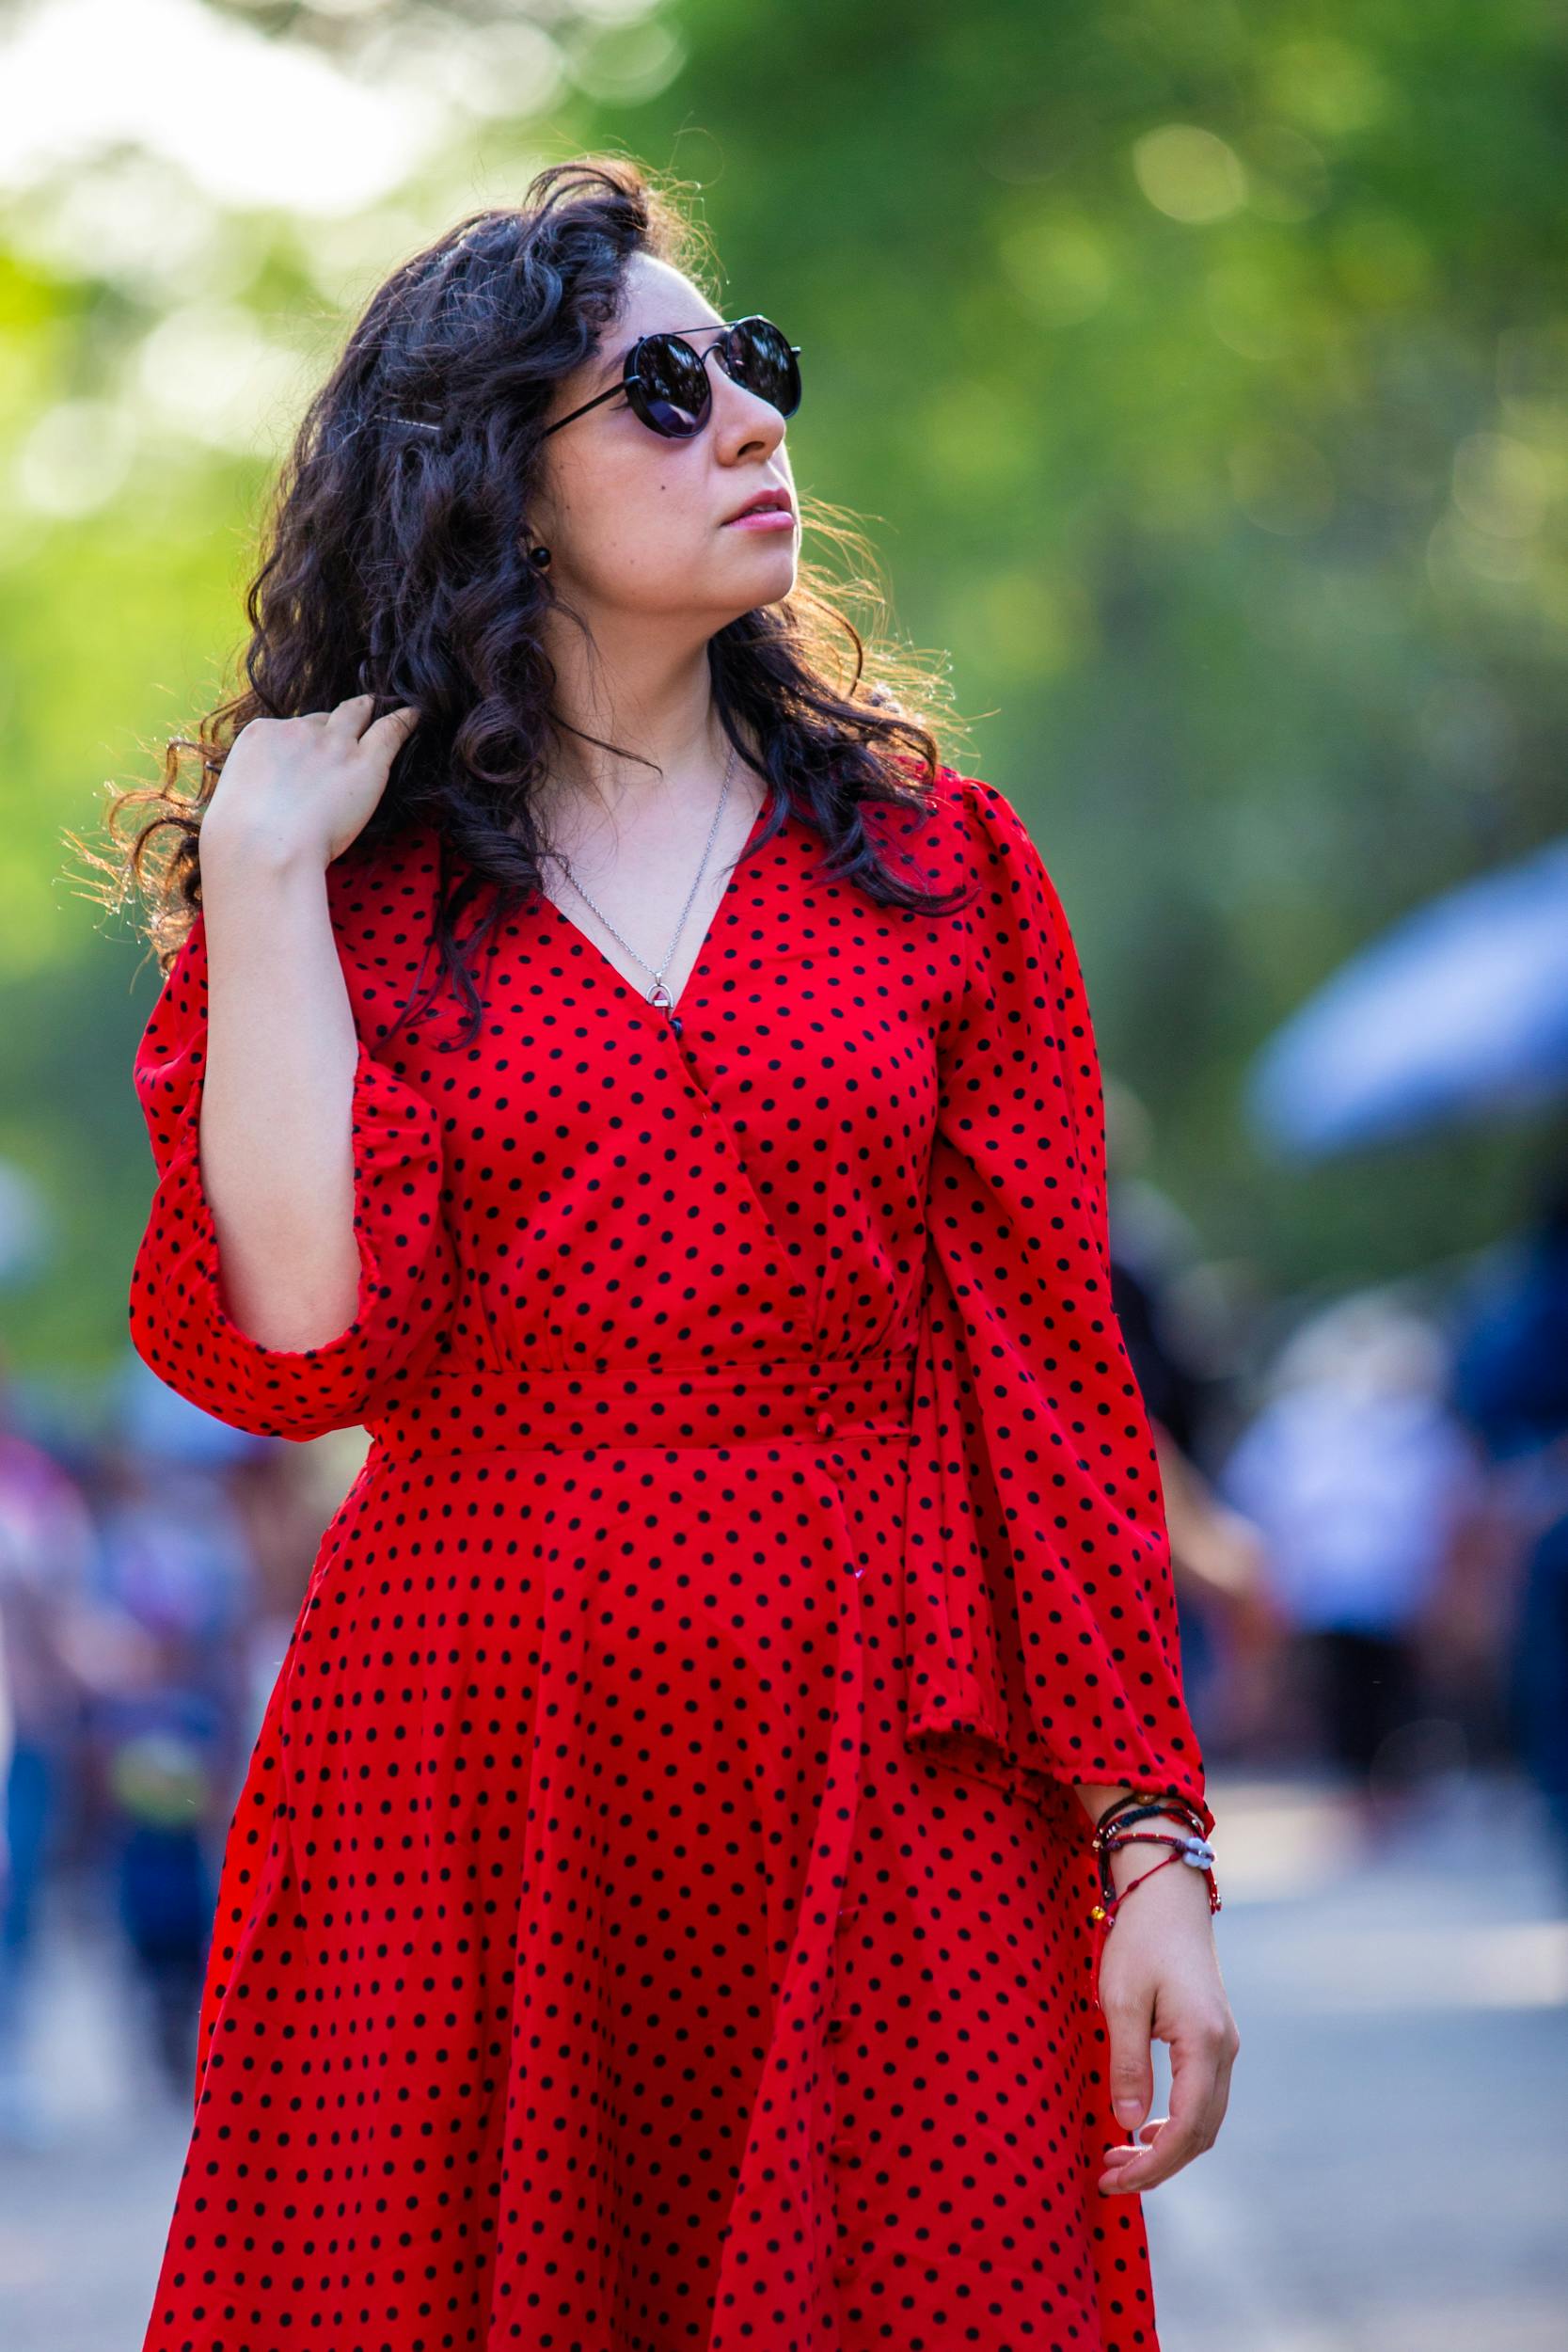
[366,1347,919,1466]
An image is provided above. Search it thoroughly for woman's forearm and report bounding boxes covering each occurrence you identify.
[196,828,364,1354]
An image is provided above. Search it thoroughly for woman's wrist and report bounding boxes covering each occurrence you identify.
[199,803,332,887]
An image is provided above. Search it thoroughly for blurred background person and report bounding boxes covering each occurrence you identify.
[1449,1156,1568,1890]
[1216,1295,1491,1835]
[0,1357,99,2145]
[77,1444,253,2096]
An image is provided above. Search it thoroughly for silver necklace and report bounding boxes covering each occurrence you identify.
[546,738,738,1038]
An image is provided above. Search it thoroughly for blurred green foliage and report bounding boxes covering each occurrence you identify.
[2,0,1566,1374]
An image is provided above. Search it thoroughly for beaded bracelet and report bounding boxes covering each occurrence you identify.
[1091,1790,1212,1841]
[1088,1792,1221,1931]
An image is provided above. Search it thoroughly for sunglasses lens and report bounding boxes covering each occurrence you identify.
[632,333,712,437]
[724,317,801,417]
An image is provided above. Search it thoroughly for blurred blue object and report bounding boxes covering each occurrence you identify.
[113,1350,270,1466]
[1244,834,1568,1157]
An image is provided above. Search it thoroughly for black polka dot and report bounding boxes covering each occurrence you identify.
[130,768,1210,2350]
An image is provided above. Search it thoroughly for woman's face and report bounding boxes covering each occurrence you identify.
[529,252,800,631]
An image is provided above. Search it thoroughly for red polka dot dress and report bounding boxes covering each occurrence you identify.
[128,765,1213,2352]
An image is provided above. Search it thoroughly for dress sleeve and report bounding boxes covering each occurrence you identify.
[900,775,1214,1839]
[128,908,458,1442]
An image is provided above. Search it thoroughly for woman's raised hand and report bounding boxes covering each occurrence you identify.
[202,692,422,870]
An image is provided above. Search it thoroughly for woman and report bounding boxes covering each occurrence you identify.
[105,156,1237,2352]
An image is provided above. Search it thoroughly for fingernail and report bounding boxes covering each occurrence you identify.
[1115,2098,1142,2123]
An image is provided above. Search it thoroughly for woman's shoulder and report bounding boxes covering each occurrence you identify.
[942,767,1048,866]
[867,760,1054,898]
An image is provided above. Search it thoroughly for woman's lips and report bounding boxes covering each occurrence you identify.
[722,507,796,530]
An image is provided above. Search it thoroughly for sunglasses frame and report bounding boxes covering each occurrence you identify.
[541,315,802,440]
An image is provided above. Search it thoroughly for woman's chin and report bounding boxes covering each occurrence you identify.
[711,537,797,591]
[717,536,798,578]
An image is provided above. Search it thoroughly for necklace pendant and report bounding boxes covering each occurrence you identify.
[647,977,683,1038]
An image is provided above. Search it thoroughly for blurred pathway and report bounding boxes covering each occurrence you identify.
[1148,1769,1568,2352]
[0,1769,1563,2349]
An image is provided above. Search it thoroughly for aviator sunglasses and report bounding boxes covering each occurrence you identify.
[542,314,803,441]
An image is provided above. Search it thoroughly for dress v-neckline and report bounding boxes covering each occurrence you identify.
[535,792,775,1029]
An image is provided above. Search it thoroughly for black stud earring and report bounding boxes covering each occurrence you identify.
[528,544,551,570]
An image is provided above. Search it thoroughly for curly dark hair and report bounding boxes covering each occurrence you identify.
[80,152,975,1047]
